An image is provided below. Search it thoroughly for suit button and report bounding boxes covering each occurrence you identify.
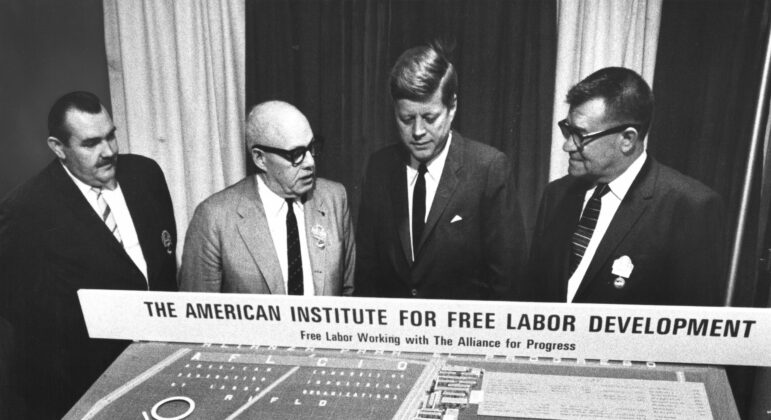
[410,289,418,297]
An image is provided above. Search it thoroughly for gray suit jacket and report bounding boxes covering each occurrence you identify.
[179,176,355,295]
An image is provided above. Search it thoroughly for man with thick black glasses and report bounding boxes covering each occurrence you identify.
[180,101,355,296]
[528,67,727,306]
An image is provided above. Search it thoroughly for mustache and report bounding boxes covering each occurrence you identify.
[96,156,117,167]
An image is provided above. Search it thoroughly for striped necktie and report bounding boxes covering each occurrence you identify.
[91,187,123,245]
[569,183,610,276]
[286,198,303,295]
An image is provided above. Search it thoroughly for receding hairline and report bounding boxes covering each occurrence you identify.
[59,105,112,143]
[565,67,654,137]
[63,104,109,123]
[48,91,107,144]
[246,101,310,148]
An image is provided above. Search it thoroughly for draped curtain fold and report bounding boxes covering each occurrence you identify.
[247,0,557,232]
[651,0,771,309]
[549,0,662,180]
[651,3,771,414]
[103,0,246,255]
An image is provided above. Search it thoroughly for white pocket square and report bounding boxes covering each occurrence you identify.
[450,215,463,223]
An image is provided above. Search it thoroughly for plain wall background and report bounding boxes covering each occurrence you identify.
[0,0,111,200]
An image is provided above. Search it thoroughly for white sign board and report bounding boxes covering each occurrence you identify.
[78,290,771,366]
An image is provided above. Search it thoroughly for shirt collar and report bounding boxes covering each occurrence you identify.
[60,161,119,195]
[606,150,647,201]
[256,174,299,217]
[408,131,453,182]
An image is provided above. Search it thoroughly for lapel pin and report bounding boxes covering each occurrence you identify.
[161,230,173,255]
[611,255,634,289]
[311,224,327,249]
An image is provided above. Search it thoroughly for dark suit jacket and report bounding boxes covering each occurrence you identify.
[0,154,177,418]
[528,156,727,306]
[355,131,527,300]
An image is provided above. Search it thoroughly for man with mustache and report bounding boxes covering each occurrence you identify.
[0,91,177,418]
[528,67,727,305]
[355,41,527,300]
[180,101,355,296]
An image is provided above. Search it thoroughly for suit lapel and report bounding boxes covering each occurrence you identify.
[235,177,286,294]
[416,132,462,255]
[389,150,412,265]
[575,157,656,299]
[118,163,156,288]
[303,191,327,295]
[49,161,145,287]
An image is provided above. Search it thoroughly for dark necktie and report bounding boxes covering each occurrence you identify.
[286,199,303,295]
[569,183,610,276]
[412,163,428,257]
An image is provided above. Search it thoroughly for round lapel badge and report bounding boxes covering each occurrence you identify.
[613,277,626,289]
[311,224,327,249]
[161,230,173,254]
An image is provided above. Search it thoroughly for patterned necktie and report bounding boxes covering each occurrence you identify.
[286,198,303,295]
[91,187,123,245]
[412,163,428,257]
[569,183,610,276]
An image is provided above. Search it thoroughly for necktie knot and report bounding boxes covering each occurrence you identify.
[593,183,610,199]
[417,163,428,176]
[90,186,102,197]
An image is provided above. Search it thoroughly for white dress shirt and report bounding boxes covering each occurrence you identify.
[257,175,314,295]
[566,151,648,302]
[406,132,452,261]
[62,163,148,283]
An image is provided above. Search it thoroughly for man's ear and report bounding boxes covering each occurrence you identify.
[251,147,267,172]
[47,136,67,160]
[619,127,639,154]
[447,94,458,122]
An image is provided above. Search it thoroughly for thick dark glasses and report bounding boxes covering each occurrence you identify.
[558,119,640,152]
[252,137,323,166]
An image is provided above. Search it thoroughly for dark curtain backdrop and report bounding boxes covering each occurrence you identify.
[651,0,771,308]
[652,0,771,415]
[246,0,557,232]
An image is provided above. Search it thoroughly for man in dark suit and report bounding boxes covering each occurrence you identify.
[0,91,177,418]
[528,67,727,306]
[355,41,527,300]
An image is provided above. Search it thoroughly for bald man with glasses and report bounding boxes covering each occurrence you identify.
[180,101,355,296]
[528,67,727,306]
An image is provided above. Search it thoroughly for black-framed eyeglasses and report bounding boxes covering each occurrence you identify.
[558,119,640,152]
[252,137,323,166]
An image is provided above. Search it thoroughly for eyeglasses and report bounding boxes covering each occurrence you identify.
[558,119,640,152]
[252,138,323,166]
